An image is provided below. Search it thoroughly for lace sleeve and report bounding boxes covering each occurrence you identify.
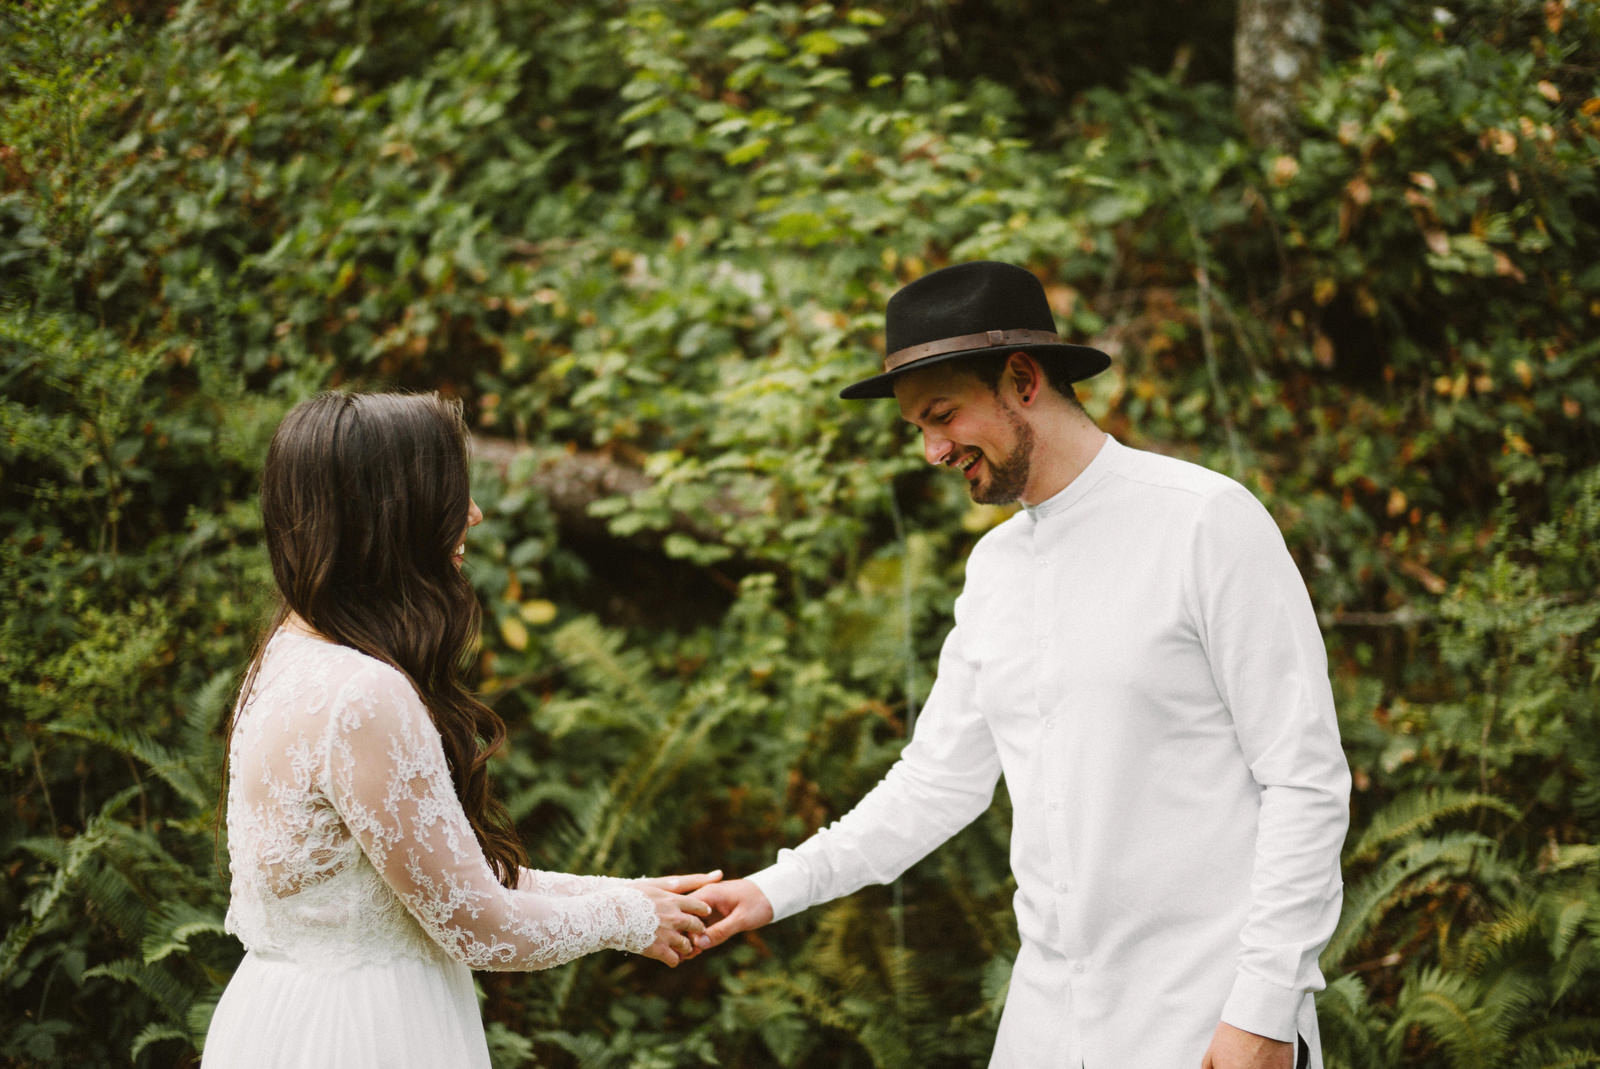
[322,663,657,971]
[517,868,636,896]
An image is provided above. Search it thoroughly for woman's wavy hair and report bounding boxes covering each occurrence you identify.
[228,391,525,886]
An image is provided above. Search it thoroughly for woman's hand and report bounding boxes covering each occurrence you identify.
[632,870,722,966]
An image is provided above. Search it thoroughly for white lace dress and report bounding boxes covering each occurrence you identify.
[202,631,656,1068]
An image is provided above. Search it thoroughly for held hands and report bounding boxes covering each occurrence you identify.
[632,870,722,967]
[630,872,772,966]
[687,877,774,953]
[1200,1022,1294,1069]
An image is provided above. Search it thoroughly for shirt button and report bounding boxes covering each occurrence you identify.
[1037,557,1049,567]
[1042,717,1056,730]
[1037,637,1047,649]
[1054,880,1069,893]
[1048,800,1064,812]
[1072,962,1087,974]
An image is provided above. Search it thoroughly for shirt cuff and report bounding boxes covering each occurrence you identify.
[746,851,812,924]
[1220,972,1301,1044]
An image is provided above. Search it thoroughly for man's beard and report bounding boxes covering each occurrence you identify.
[969,408,1034,505]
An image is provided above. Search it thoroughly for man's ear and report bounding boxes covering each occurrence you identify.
[1005,352,1043,406]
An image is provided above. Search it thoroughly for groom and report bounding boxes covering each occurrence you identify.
[693,262,1350,1068]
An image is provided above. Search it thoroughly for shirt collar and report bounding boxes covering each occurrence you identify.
[1022,433,1117,522]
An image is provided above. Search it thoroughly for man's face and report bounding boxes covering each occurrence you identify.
[894,360,1035,505]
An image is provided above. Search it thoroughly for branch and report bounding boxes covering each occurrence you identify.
[472,437,654,541]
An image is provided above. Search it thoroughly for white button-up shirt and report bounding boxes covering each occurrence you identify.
[750,436,1349,1067]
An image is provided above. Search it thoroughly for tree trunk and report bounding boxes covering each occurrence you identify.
[1234,0,1323,150]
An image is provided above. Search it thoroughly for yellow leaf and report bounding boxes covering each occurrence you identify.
[1538,80,1561,103]
[499,616,529,652]
[519,600,558,626]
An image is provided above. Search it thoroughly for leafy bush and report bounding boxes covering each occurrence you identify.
[3,0,1597,1065]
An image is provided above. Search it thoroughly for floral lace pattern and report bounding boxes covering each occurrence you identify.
[225,631,656,971]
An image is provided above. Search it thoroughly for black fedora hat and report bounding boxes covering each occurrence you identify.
[840,261,1111,400]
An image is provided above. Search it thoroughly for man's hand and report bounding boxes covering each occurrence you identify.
[1200,1022,1294,1069]
[686,878,774,954]
[632,870,722,967]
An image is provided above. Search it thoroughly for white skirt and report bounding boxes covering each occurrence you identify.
[201,951,491,1068]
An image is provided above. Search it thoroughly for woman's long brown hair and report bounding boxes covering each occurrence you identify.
[225,391,525,887]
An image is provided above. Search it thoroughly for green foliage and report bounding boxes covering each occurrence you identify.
[3,0,1598,1065]
[1323,468,1600,1068]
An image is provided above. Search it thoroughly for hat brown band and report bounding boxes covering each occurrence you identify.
[883,328,1062,373]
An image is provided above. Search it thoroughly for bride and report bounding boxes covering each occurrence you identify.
[203,392,718,1068]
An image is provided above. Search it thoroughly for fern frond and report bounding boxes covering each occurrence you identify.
[186,995,219,1047]
[1348,789,1521,865]
[1547,888,1595,962]
[1389,966,1505,1069]
[1545,845,1600,874]
[180,667,238,757]
[1531,1016,1600,1051]
[555,667,734,875]
[549,617,662,724]
[1478,970,1554,1046]
[82,958,194,1023]
[1549,934,1600,1006]
[1317,972,1390,1069]
[1327,831,1506,967]
[141,899,227,964]
[45,720,208,808]
[0,785,140,982]
[80,855,148,938]
[1508,1040,1600,1068]
[1461,898,1542,972]
[129,1022,189,1063]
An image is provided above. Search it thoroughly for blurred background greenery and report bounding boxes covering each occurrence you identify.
[3,0,1598,1065]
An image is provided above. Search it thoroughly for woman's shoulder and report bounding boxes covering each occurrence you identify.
[267,631,424,720]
